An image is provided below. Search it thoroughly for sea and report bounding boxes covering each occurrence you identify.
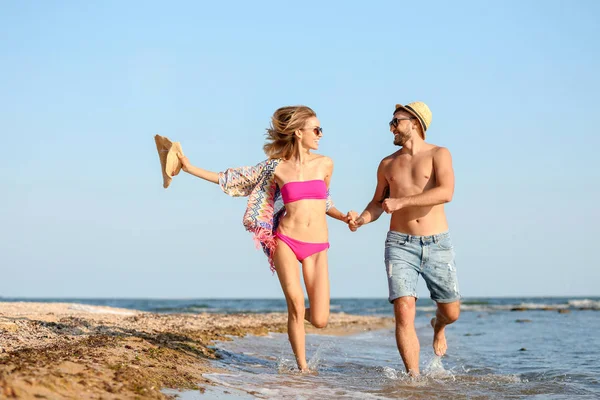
[3,297,599,399]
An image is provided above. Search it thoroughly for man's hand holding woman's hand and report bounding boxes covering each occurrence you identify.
[345,211,364,232]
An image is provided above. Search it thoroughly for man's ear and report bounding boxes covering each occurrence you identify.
[412,119,419,131]
[412,120,422,136]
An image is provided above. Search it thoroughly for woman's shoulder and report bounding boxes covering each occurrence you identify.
[311,153,333,166]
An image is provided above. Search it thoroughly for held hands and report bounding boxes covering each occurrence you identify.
[343,211,356,226]
[344,198,406,232]
[346,210,364,232]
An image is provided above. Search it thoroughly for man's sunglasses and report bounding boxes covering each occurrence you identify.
[389,117,416,128]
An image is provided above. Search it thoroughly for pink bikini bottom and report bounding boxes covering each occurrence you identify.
[275,231,330,261]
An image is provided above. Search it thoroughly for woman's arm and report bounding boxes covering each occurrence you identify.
[323,157,350,224]
[178,154,266,197]
[179,155,219,184]
[327,206,349,222]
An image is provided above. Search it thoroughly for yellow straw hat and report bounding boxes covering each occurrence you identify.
[394,101,432,139]
[154,134,185,188]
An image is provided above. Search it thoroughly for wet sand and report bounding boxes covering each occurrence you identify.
[0,302,393,399]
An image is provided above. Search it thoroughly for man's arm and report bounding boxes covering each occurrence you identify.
[382,147,454,213]
[350,160,389,230]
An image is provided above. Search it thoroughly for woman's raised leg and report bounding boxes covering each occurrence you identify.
[302,250,330,329]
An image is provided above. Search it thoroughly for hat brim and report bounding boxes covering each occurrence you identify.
[394,104,426,139]
[154,134,184,188]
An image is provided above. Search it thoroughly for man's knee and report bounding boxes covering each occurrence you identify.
[445,308,460,324]
[393,297,416,325]
[438,304,460,324]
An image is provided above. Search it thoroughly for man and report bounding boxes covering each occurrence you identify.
[349,101,460,376]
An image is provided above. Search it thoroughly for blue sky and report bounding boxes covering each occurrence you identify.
[1,0,598,299]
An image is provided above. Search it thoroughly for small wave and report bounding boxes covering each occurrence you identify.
[68,304,136,315]
[567,299,600,310]
[150,304,211,313]
[461,300,490,305]
[415,299,600,313]
[455,373,523,384]
[511,302,569,310]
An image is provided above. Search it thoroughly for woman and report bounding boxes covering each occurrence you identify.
[178,106,349,372]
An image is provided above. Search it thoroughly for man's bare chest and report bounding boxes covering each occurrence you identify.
[385,156,435,190]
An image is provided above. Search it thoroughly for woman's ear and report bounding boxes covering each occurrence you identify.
[294,130,303,140]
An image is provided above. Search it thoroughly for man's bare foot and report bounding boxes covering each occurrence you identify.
[407,368,420,377]
[430,317,447,356]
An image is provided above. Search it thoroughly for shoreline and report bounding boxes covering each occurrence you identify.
[0,302,393,399]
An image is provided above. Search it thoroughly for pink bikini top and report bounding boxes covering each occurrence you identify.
[280,180,327,205]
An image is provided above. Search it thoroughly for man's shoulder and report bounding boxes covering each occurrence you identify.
[380,150,402,164]
[430,145,451,159]
[424,142,451,153]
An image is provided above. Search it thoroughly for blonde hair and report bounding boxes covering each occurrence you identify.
[263,106,316,159]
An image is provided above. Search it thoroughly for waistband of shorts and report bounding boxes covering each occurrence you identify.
[386,230,450,244]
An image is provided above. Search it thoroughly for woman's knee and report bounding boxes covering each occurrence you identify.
[310,312,329,329]
[287,297,306,320]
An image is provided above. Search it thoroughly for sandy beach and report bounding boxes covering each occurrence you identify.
[0,302,393,399]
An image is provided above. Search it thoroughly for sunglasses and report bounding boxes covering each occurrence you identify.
[389,117,416,128]
[307,127,323,135]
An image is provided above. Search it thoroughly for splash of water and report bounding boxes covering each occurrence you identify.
[307,340,333,371]
[276,356,297,374]
[422,355,455,380]
[276,340,334,374]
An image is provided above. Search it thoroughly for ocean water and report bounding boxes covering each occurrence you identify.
[3,297,600,399]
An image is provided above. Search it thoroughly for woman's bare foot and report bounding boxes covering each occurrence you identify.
[299,366,319,375]
[430,317,447,356]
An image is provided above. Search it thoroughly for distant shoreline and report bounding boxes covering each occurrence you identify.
[0,302,393,399]
[2,297,598,314]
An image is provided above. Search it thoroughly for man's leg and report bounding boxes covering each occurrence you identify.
[385,232,422,375]
[393,296,420,376]
[431,301,460,356]
[423,232,461,356]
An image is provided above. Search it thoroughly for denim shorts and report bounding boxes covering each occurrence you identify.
[384,230,461,304]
